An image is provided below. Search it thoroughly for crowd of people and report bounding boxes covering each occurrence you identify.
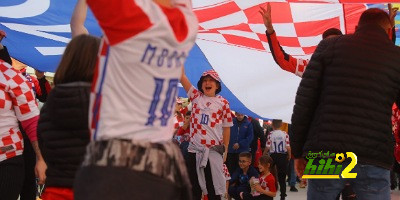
[1,0,400,200]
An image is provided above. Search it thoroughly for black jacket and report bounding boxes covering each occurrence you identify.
[38,82,91,187]
[250,118,266,154]
[291,24,400,169]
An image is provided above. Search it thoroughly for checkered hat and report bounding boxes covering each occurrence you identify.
[197,69,222,94]
[201,70,220,82]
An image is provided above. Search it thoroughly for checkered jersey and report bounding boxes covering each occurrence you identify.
[187,86,233,150]
[259,173,276,193]
[266,130,290,154]
[223,163,231,181]
[0,61,39,162]
[87,0,198,142]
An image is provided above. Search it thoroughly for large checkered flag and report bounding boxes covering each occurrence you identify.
[195,1,344,55]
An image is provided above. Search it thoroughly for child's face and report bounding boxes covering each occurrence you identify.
[175,103,182,111]
[258,163,269,173]
[239,157,251,169]
[184,115,190,123]
[202,76,219,97]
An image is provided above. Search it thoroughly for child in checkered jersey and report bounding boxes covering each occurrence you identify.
[181,67,233,200]
[252,155,278,200]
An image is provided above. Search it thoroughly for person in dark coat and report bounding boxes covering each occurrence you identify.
[249,117,266,166]
[38,34,100,200]
[291,8,400,200]
[227,113,254,175]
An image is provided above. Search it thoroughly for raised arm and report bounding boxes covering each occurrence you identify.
[8,66,46,184]
[71,0,89,37]
[259,3,307,77]
[180,66,192,93]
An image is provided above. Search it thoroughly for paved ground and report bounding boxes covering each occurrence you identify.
[277,184,400,200]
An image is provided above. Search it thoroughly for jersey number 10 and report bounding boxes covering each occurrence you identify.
[146,78,178,126]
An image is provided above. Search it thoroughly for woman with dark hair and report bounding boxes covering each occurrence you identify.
[37,34,100,200]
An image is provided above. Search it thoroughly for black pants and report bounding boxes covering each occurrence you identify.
[226,153,239,175]
[20,137,37,200]
[180,141,189,161]
[0,155,25,200]
[270,153,288,199]
[74,139,192,200]
[186,152,220,200]
[74,165,183,200]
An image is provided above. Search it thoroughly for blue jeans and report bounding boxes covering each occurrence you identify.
[289,159,297,187]
[307,162,390,200]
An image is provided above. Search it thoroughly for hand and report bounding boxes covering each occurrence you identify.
[294,158,307,178]
[287,154,291,161]
[389,3,399,27]
[223,152,227,163]
[35,159,47,185]
[35,69,45,79]
[254,184,263,193]
[0,30,6,42]
[259,3,274,34]
[233,143,239,150]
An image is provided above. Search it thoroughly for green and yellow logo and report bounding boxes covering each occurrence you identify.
[302,151,357,179]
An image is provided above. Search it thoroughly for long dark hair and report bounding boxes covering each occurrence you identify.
[54,34,100,85]
[259,155,279,190]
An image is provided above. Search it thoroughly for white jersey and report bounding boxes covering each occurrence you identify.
[266,130,290,154]
[187,86,233,151]
[87,0,198,142]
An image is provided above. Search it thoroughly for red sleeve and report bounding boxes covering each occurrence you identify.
[266,174,277,192]
[20,115,39,142]
[45,81,51,93]
[266,31,308,77]
[87,0,152,45]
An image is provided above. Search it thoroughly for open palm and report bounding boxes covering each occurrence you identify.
[259,3,274,34]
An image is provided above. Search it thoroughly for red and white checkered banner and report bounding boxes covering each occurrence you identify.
[189,0,373,122]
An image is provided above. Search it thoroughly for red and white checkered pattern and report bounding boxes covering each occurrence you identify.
[187,86,233,150]
[194,1,345,55]
[0,61,39,162]
[223,163,231,181]
[201,69,221,82]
